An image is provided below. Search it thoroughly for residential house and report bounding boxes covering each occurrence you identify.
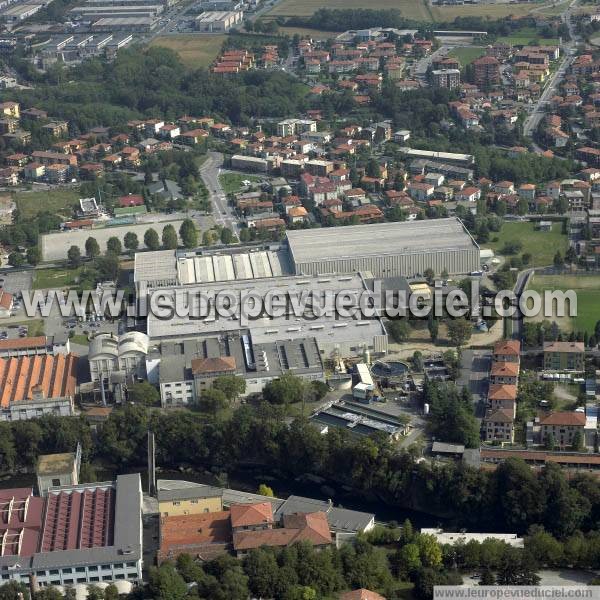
[539,411,586,448]
[543,341,585,371]
[483,409,515,443]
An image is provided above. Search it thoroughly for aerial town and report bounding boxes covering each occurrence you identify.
[0,0,599,597]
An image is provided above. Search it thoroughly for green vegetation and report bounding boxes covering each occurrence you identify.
[149,34,227,68]
[69,333,90,345]
[495,27,560,45]
[15,188,80,220]
[448,46,485,66]
[219,172,262,194]
[10,319,44,336]
[528,274,600,333]
[485,222,567,267]
[33,266,82,289]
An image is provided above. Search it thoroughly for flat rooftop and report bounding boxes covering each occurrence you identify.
[145,273,386,346]
[37,452,76,476]
[287,218,478,264]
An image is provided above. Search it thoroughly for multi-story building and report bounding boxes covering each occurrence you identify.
[0,474,143,588]
[483,409,514,443]
[431,68,460,89]
[493,340,521,363]
[472,55,501,87]
[539,411,586,447]
[543,341,585,371]
[0,354,77,421]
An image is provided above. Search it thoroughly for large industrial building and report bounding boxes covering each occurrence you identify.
[0,474,143,588]
[286,218,480,278]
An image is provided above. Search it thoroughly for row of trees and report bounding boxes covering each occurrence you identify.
[2,401,600,539]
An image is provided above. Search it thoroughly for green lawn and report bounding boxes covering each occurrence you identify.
[448,47,485,66]
[33,267,82,290]
[219,172,262,194]
[15,189,80,220]
[528,274,600,333]
[485,221,567,267]
[70,333,90,345]
[149,34,226,68]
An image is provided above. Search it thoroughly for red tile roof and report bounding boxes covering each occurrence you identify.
[490,362,520,377]
[230,502,273,528]
[340,590,387,600]
[488,383,517,401]
[0,336,48,351]
[493,340,521,356]
[540,411,586,427]
[191,356,236,375]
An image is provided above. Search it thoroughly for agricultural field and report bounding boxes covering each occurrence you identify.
[149,34,226,68]
[15,188,80,220]
[268,0,558,23]
[484,221,567,267]
[268,0,433,21]
[527,274,600,333]
[448,46,485,66]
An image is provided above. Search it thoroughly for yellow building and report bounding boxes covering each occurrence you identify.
[0,101,19,119]
[158,486,224,517]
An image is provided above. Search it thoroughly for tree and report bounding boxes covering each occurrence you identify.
[67,245,81,268]
[203,230,215,246]
[221,227,234,245]
[480,569,495,585]
[106,236,122,256]
[387,319,410,344]
[148,563,188,600]
[496,548,540,585]
[417,533,442,568]
[397,542,422,577]
[8,252,24,267]
[553,250,563,269]
[26,246,41,266]
[571,429,584,452]
[162,224,178,249]
[263,373,306,405]
[128,381,160,407]
[447,318,472,347]
[212,375,246,401]
[124,231,139,253]
[0,581,30,600]
[257,483,274,497]
[428,318,439,343]
[85,236,100,258]
[424,268,435,284]
[180,218,198,249]
[144,228,160,251]
[243,548,279,598]
[544,433,556,451]
[198,388,227,414]
[104,584,119,600]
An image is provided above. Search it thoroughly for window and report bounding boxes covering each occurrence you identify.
[49,570,59,575]
[64,579,73,585]
[173,501,181,506]
[63,568,72,574]
[77,577,87,583]
[90,577,100,582]
[52,478,61,487]
[36,571,46,577]
[126,562,136,568]
[101,564,112,571]
[190,499,198,504]
[75,567,86,573]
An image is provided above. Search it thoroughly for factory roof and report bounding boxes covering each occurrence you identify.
[0,354,77,407]
[287,218,477,264]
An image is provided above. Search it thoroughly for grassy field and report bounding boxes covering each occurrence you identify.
[268,0,433,20]
[268,0,555,23]
[149,34,226,68]
[278,26,341,39]
[70,333,90,345]
[528,274,600,333]
[448,46,485,66]
[485,221,567,267]
[219,172,262,194]
[496,34,560,45]
[15,189,80,220]
[33,267,82,290]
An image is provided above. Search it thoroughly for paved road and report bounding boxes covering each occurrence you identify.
[199,151,241,237]
[523,0,580,139]
[458,349,491,418]
[511,268,534,341]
